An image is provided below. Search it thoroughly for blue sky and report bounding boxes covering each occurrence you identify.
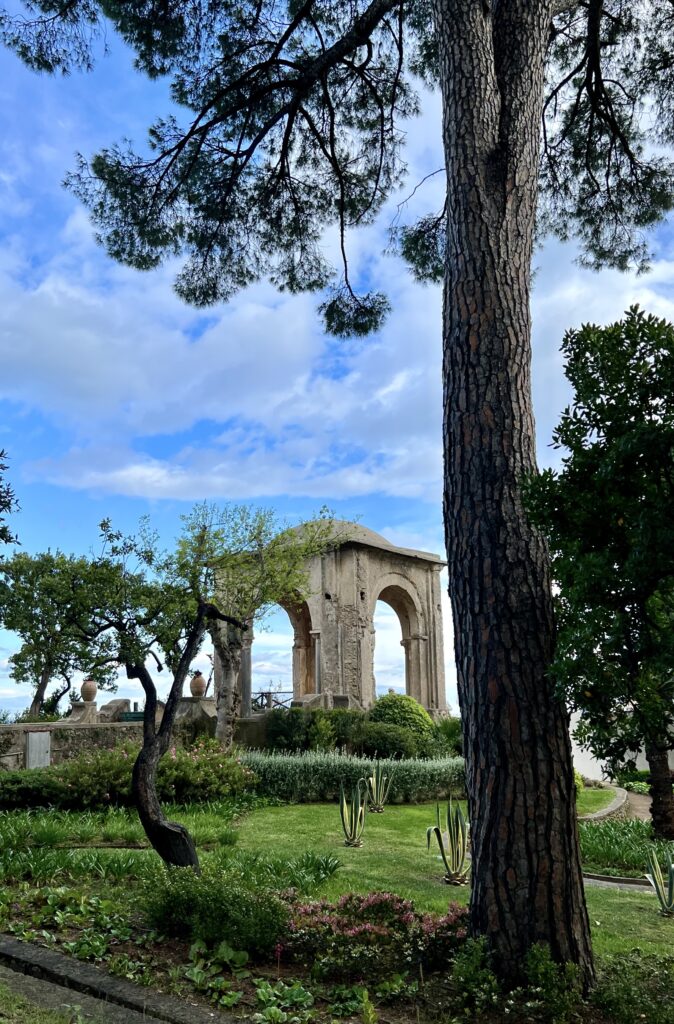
[2,25,674,716]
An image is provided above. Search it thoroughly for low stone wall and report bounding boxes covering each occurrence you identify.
[0,722,146,771]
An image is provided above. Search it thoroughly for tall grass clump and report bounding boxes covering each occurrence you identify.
[579,818,674,876]
[239,750,465,803]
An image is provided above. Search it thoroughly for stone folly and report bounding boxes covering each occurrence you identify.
[230,521,447,716]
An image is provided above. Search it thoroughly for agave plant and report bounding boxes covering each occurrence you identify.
[645,848,674,916]
[363,762,393,813]
[339,780,368,847]
[426,798,469,885]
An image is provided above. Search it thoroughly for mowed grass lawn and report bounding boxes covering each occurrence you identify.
[233,797,674,959]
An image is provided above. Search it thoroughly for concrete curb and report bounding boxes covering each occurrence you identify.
[0,935,236,1024]
[582,871,651,888]
[578,786,628,822]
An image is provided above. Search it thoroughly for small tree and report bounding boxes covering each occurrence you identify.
[525,307,674,838]
[58,516,247,869]
[0,449,18,546]
[0,551,118,718]
[178,504,338,746]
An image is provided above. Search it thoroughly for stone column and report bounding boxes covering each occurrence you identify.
[403,633,428,706]
[310,630,321,694]
[293,642,309,699]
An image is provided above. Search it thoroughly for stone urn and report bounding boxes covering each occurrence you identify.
[190,672,207,698]
[81,678,98,703]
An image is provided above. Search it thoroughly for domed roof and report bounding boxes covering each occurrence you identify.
[306,519,445,564]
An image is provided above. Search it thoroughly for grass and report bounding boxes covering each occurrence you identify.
[0,981,90,1023]
[577,788,618,815]
[234,800,674,958]
[579,818,674,878]
[0,802,239,851]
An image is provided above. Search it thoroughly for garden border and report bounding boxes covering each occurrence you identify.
[0,935,237,1024]
[577,786,628,822]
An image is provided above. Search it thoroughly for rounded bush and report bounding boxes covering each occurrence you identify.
[356,721,418,759]
[368,693,434,736]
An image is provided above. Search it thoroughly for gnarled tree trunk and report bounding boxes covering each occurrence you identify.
[645,743,674,839]
[132,739,200,868]
[434,0,594,985]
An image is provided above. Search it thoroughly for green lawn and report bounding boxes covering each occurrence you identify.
[233,800,673,958]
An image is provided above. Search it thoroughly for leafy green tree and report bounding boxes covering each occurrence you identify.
[0,449,18,546]
[178,504,337,747]
[524,307,674,839]
[53,515,251,869]
[8,0,674,981]
[0,551,119,719]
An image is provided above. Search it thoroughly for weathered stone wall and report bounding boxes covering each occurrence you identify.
[0,722,146,771]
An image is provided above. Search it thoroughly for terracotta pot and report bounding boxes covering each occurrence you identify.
[190,672,207,698]
[81,678,97,703]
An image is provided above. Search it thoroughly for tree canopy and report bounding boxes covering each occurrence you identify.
[0,449,18,547]
[177,502,337,743]
[2,2,674,331]
[524,306,674,837]
[0,550,119,718]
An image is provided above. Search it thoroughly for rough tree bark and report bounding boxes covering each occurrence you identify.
[645,743,674,840]
[130,641,203,870]
[434,0,594,984]
[28,663,52,718]
[211,620,244,747]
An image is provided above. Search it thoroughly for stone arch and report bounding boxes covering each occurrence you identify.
[369,574,426,704]
[282,598,317,700]
[242,598,317,709]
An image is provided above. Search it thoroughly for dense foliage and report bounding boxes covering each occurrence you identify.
[0,741,256,811]
[0,551,120,716]
[239,750,465,803]
[284,892,468,981]
[262,705,461,760]
[524,308,674,835]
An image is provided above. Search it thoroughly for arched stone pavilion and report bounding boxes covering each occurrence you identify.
[237,522,447,716]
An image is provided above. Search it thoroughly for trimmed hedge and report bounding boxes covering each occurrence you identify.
[239,750,466,803]
[0,741,256,811]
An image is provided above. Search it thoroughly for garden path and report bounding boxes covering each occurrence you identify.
[626,793,652,821]
[0,963,166,1023]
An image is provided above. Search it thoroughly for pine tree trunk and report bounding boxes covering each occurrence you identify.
[645,743,674,840]
[434,0,594,984]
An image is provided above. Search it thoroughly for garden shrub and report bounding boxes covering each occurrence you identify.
[433,715,463,755]
[265,707,312,751]
[239,750,465,802]
[283,891,469,981]
[367,693,434,736]
[142,861,288,954]
[354,721,419,759]
[0,741,256,811]
[328,708,367,750]
[573,769,584,795]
